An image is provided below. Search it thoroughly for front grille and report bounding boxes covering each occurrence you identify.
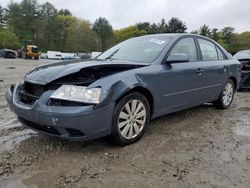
[19,82,44,106]
[19,117,61,135]
[19,90,39,105]
[32,47,39,53]
[48,99,91,106]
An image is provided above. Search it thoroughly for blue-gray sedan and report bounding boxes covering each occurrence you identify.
[6,34,241,145]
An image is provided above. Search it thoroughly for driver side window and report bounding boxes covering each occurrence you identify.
[170,38,197,62]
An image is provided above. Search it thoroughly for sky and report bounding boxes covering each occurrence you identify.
[1,0,249,32]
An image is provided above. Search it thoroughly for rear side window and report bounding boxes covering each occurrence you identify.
[217,47,226,60]
[170,38,197,62]
[198,39,218,61]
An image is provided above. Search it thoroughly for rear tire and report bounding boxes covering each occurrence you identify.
[214,79,235,109]
[111,92,150,145]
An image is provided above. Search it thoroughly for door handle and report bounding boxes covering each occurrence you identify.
[196,68,204,74]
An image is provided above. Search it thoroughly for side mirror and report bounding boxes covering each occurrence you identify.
[166,53,189,63]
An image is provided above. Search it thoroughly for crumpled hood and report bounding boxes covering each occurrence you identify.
[25,60,148,85]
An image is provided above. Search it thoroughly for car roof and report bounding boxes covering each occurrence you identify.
[134,33,213,41]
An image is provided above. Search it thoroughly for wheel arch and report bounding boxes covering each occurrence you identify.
[228,76,237,90]
[115,86,154,117]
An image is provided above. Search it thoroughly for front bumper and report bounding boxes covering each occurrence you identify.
[6,84,115,141]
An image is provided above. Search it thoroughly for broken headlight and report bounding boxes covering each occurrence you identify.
[50,85,101,104]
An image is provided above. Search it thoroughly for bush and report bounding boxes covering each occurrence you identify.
[0,30,20,49]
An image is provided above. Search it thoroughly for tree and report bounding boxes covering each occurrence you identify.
[7,0,39,42]
[235,32,250,51]
[58,9,72,16]
[221,27,236,52]
[0,6,4,29]
[211,28,219,41]
[92,17,113,51]
[56,15,98,52]
[136,22,150,32]
[37,2,58,50]
[114,26,147,43]
[199,25,211,37]
[221,27,234,41]
[148,23,159,34]
[158,18,168,33]
[0,30,19,49]
[167,17,187,33]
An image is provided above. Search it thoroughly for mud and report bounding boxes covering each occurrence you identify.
[0,58,249,188]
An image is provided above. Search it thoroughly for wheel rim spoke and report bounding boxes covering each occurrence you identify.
[128,125,133,139]
[125,103,131,114]
[135,103,143,114]
[131,100,137,112]
[118,120,129,129]
[121,124,130,138]
[133,123,141,135]
[119,111,129,120]
[135,119,145,126]
[136,109,146,118]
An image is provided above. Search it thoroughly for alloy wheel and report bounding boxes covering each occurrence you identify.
[222,82,234,106]
[118,99,146,140]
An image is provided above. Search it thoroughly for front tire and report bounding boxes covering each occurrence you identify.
[111,92,150,145]
[215,79,235,109]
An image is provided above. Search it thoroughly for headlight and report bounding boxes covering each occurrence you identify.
[50,85,101,104]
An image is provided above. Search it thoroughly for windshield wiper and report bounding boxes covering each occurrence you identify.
[105,49,119,60]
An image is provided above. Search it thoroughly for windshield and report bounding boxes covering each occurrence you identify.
[233,50,250,59]
[97,36,171,63]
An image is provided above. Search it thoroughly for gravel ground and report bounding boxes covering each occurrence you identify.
[0,58,249,188]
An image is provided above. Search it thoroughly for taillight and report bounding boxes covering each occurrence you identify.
[240,63,245,71]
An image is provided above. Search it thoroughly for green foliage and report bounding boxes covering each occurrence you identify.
[199,25,211,37]
[0,30,19,49]
[92,17,113,51]
[58,16,98,52]
[58,9,72,16]
[114,26,147,43]
[0,5,3,29]
[167,17,187,33]
[135,17,187,34]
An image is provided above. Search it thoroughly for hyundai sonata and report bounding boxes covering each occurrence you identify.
[6,34,241,145]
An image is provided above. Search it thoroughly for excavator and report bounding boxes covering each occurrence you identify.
[17,40,41,60]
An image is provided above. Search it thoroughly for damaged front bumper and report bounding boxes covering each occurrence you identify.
[6,83,115,141]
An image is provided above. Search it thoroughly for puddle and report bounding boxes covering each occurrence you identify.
[0,118,35,151]
[0,118,22,130]
[2,170,49,188]
[0,129,35,152]
[6,67,16,69]
[2,180,28,188]
[238,107,250,112]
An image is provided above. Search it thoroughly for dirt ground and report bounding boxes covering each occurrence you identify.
[0,58,249,188]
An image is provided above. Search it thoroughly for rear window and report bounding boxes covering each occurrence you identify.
[217,47,226,60]
[198,39,218,61]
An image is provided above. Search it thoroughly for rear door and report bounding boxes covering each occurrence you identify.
[195,37,228,102]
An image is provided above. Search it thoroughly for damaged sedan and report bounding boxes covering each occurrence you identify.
[233,50,250,90]
[6,34,241,145]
